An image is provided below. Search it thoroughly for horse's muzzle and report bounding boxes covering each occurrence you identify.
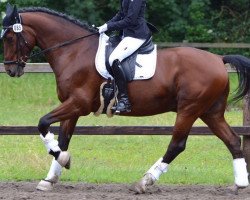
[5,64,25,77]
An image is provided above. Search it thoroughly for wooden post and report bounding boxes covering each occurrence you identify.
[243,95,250,174]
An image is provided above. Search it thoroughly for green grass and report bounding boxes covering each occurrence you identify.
[0,135,233,185]
[0,73,243,126]
[0,73,244,184]
[0,73,58,125]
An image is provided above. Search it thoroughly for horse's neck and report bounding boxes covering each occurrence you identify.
[22,12,98,73]
[23,13,87,48]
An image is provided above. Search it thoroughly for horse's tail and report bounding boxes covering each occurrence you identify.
[223,55,250,102]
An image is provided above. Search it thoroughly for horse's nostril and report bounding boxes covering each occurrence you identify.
[6,70,15,77]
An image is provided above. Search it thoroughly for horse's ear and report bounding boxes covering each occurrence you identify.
[12,5,19,22]
[3,3,15,27]
[6,3,14,17]
[3,4,19,27]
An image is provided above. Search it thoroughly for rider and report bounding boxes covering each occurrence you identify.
[98,0,151,113]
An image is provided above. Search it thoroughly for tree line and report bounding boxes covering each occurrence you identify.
[0,0,249,60]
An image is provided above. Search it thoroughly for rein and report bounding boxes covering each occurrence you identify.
[28,32,99,60]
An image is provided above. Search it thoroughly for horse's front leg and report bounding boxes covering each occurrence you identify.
[37,98,83,167]
[36,116,79,191]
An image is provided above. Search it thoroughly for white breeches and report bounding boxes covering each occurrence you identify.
[109,37,146,66]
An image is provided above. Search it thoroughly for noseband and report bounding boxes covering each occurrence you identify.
[1,13,99,68]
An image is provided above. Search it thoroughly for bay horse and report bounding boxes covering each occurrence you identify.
[2,4,250,193]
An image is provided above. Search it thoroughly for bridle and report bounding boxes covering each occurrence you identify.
[1,14,32,68]
[1,13,99,68]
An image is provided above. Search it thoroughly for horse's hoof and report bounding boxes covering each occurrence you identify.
[129,173,155,194]
[57,151,70,168]
[227,184,248,195]
[231,185,239,195]
[65,156,71,170]
[36,180,54,191]
[129,182,146,194]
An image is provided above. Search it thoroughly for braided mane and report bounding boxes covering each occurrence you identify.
[19,7,97,33]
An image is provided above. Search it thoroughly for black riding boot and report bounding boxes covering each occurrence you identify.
[111,59,131,113]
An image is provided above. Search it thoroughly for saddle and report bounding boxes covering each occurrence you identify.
[105,35,155,82]
[94,34,157,117]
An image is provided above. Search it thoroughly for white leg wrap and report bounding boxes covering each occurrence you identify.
[146,157,168,181]
[45,158,62,183]
[233,158,249,187]
[36,158,62,191]
[40,132,61,153]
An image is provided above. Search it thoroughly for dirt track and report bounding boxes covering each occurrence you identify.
[1,182,250,200]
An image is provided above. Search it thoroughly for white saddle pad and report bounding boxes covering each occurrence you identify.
[95,33,157,80]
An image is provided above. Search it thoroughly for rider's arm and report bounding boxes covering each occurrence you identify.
[108,10,123,23]
[107,0,143,31]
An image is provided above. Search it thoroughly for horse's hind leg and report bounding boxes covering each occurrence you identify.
[201,114,249,189]
[36,116,78,191]
[131,113,198,193]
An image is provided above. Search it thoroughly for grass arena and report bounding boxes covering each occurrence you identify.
[0,74,249,199]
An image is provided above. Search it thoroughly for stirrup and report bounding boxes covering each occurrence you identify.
[112,98,131,114]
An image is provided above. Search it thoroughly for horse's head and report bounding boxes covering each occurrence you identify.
[1,4,36,77]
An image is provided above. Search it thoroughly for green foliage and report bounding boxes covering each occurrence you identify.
[210,0,250,43]
[0,0,249,60]
[185,0,214,42]
[0,0,249,42]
